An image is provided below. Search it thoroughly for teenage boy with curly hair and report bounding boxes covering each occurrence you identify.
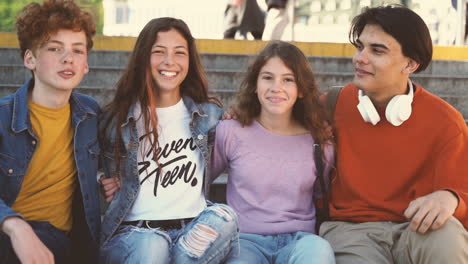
[0,1,100,263]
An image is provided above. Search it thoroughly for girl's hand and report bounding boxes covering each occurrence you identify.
[222,106,238,120]
[99,176,121,203]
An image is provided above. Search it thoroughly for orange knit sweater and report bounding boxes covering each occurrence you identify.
[330,83,468,229]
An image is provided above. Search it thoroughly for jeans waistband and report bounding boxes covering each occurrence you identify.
[121,218,194,230]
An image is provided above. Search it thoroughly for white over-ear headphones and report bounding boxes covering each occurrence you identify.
[357,80,414,126]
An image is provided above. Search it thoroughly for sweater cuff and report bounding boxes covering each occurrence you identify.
[444,189,460,205]
[445,189,466,220]
[454,195,467,220]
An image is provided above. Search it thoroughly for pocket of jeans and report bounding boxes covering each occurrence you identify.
[114,224,135,235]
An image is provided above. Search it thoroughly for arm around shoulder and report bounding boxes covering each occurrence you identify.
[210,120,232,182]
[205,102,224,129]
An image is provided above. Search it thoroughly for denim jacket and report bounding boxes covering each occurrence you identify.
[99,96,223,246]
[0,80,101,247]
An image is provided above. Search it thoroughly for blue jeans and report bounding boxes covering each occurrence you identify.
[0,221,71,264]
[226,232,335,264]
[100,203,239,264]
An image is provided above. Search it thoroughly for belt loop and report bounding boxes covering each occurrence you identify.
[136,220,144,228]
[144,220,152,229]
[180,219,186,228]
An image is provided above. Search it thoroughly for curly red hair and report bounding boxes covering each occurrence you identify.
[16,0,96,58]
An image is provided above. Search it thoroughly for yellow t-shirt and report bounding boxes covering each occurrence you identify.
[12,100,76,232]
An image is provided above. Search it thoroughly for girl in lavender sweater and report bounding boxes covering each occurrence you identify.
[211,41,336,264]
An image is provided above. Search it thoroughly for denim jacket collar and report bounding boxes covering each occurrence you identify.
[11,79,98,133]
[11,80,31,133]
[182,95,208,118]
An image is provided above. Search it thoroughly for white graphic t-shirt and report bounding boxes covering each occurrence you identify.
[125,99,206,221]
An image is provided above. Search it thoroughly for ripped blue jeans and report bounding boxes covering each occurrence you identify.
[100,203,239,264]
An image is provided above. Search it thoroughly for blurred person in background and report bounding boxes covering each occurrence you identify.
[452,0,468,43]
[223,0,265,40]
[262,0,292,40]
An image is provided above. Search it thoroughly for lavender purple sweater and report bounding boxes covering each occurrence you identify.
[211,120,334,235]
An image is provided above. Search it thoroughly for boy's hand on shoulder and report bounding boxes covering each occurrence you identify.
[2,217,54,264]
[404,190,458,234]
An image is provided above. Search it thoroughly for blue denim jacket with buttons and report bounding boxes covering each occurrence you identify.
[99,96,223,246]
[0,80,101,246]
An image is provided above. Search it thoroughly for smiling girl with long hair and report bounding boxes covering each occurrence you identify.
[98,17,238,264]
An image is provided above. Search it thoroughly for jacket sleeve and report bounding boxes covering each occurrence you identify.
[435,127,468,229]
[0,200,23,229]
[0,138,23,228]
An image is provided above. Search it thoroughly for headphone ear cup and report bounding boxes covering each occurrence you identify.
[357,95,380,125]
[385,95,412,126]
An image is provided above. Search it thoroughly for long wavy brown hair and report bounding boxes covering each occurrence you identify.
[100,17,214,177]
[235,41,332,145]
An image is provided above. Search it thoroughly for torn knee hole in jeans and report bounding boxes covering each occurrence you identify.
[181,223,219,258]
[210,206,234,221]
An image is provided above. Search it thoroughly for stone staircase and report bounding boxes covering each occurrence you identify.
[1,47,467,123]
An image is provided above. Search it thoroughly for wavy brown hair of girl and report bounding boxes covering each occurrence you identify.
[235,41,332,145]
[100,17,214,177]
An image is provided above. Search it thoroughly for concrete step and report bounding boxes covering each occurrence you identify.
[3,46,468,75]
[2,66,467,117]
[0,47,133,67]
[2,64,467,96]
[1,47,467,120]
[0,83,236,108]
[0,48,22,65]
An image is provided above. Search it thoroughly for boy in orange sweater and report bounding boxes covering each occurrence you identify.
[322,5,468,263]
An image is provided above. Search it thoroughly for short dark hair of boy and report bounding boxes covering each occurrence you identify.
[349,5,432,73]
[16,0,96,58]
